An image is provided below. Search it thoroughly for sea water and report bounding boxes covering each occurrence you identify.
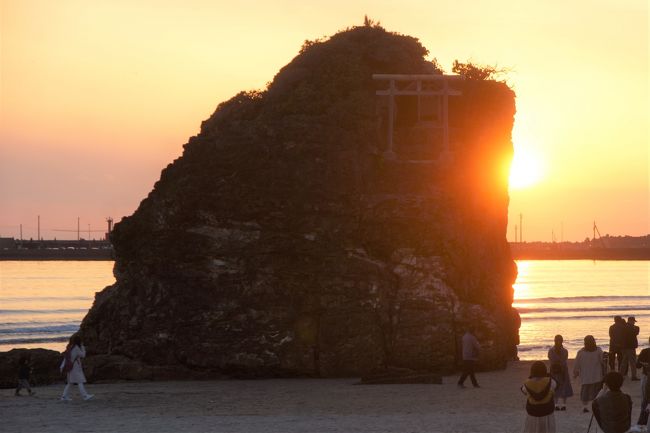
[0,261,115,352]
[0,260,648,357]
[515,260,650,360]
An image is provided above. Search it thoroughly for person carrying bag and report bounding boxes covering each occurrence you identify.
[521,361,557,433]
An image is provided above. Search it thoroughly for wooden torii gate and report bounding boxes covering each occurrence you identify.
[373,74,463,161]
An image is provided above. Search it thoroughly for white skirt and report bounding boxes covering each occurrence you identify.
[523,414,556,433]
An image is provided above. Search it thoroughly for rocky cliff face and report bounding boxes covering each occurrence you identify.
[79,26,520,380]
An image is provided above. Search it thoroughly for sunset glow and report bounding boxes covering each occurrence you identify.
[0,1,647,242]
[509,147,545,190]
[512,260,531,300]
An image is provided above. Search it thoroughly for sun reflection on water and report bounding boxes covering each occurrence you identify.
[513,260,531,300]
[512,260,650,360]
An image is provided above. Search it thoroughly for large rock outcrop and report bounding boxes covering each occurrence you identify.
[79,26,519,380]
[0,349,62,388]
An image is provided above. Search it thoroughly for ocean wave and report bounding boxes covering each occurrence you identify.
[0,296,92,302]
[0,309,87,314]
[515,295,650,303]
[517,346,603,356]
[517,305,650,314]
[0,324,79,335]
[0,320,79,327]
[521,313,650,321]
[0,336,71,345]
[517,346,551,353]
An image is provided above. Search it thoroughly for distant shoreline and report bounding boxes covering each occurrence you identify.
[3,252,649,261]
[510,245,650,261]
[509,235,650,260]
[0,249,114,261]
[3,239,649,261]
[0,238,114,261]
[3,246,650,261]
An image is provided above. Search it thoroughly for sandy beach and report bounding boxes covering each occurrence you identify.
[1,360,646,433]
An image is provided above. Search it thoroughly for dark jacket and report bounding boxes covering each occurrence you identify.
[592,390,632,433]
[18,364,30,380]
[626,323,639,349]
[609,322,629,349]
[638,348,650,375]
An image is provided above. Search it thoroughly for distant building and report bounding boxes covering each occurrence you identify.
[0,237,16,249]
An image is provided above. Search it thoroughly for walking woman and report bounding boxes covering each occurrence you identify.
[521,361,556,433]
[547,334,573,411]
[573,335,605,413]
[60,335,93,401]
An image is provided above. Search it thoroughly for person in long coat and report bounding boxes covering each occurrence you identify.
[573,335,605,413]
[547,334,573,411]
[60,335,93,401]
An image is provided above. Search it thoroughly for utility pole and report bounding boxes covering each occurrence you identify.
[77,217,80,241]
[519,213,523,243]
[514,225,518,243]
[106,217,114,241]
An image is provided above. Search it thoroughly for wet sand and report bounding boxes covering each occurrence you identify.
[1,360,645,433]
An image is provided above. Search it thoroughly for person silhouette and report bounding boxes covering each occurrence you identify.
[521,361,556,433]
[60,335,94,401]
[636,336,650,425]
[548,334,573,410]
[621,316,640,380]
[14,356,35,396]
[573,335,605,413]
[592,371,632,433]
[609,316,627,372]
[457,326,481,388]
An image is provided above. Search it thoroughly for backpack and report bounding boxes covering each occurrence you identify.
[61,349,75,375]
[524,378,555,417]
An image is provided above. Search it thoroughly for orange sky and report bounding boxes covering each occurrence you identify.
[1,0,648,241]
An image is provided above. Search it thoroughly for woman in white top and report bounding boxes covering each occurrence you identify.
[573,335,604,413]
[60,335,93,401]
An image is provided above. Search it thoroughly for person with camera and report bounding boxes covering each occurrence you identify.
[592,371,632,433]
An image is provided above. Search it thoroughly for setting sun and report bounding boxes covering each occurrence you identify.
[509,147,544,190]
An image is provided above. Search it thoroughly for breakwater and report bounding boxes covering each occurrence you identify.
[510,244,650,260]
[0,240,113,260]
